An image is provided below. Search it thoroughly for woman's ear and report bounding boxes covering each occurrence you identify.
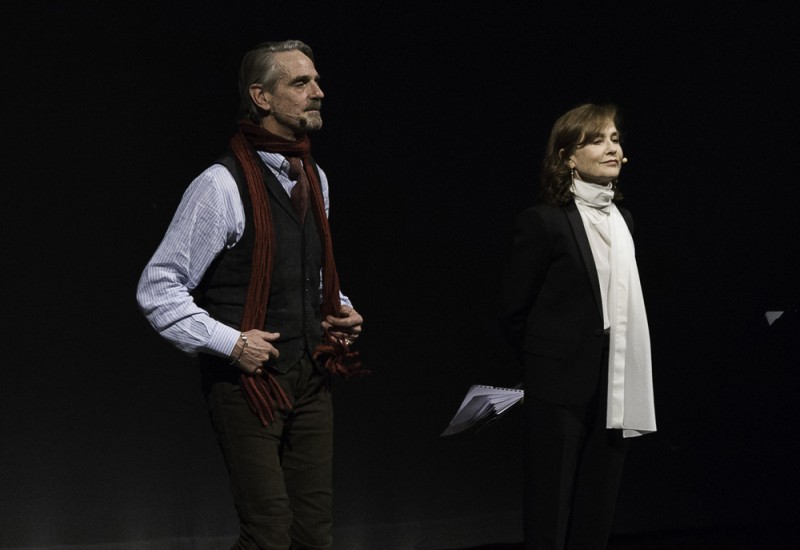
[559,148,575,168]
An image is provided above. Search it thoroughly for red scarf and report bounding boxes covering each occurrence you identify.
[230,120,365,427]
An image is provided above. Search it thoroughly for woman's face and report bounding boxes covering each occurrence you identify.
[568,121,624,185]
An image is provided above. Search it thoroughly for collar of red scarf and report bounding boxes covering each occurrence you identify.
[238,119,312,158]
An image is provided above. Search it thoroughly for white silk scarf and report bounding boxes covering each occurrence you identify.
[572,180,656,438]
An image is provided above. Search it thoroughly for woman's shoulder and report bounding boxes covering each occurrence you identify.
[517,200,570,221]
[615,202,632,215]
[615,203,634,231]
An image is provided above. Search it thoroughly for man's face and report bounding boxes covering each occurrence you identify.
[569,121,624,185]
[261,50,324,140]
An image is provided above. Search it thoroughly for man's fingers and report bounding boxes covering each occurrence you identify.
[326,314,362,328]
[243,329,280,340]
[256,345,279,360]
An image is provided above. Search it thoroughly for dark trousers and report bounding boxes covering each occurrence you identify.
[523,338,629,550]
[207,355,333,550]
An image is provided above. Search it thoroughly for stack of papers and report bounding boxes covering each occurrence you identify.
[765,311,784,326]
[441,384,524,436]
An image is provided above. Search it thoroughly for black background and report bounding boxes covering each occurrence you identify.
[3,2,799,548]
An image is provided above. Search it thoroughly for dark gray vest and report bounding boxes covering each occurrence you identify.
[195,151,324,377]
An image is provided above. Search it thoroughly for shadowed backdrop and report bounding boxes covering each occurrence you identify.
[2,2,799,548]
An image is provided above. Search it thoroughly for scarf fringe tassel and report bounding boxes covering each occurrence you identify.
[313,335,370,378]
[241,335,368,428]
[242,374,293,428]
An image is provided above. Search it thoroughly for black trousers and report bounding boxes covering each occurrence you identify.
[206,355,333,550]
[523,337,629,550]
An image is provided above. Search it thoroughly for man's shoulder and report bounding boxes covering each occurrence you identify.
[182,163,238,202]
[205,161,235,176]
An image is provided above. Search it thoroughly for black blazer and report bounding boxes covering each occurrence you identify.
[500,200,633,406]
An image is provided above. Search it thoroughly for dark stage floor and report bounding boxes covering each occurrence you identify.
[443,521,799,550]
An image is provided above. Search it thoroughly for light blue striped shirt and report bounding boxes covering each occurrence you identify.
[136,151,351,358]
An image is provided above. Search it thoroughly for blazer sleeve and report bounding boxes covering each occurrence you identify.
[499,207,553,363]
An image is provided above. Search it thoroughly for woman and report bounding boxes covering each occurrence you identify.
[500,103,656,550]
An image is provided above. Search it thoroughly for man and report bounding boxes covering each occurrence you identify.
[136,40,363,549]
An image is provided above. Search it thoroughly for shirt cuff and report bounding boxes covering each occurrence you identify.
[206,322,242,358]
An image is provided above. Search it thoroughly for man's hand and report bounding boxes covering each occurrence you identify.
[229,329,280,375]
[322,305,363,345]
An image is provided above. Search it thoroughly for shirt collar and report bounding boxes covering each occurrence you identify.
[257,151,291,177]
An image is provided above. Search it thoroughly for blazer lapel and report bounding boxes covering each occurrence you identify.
[565,201,604,320]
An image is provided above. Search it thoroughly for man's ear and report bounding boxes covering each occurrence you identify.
[249,84,270,111]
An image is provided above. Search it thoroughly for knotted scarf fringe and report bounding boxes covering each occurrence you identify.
[242,373,293,426]
[313,334,369,378]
